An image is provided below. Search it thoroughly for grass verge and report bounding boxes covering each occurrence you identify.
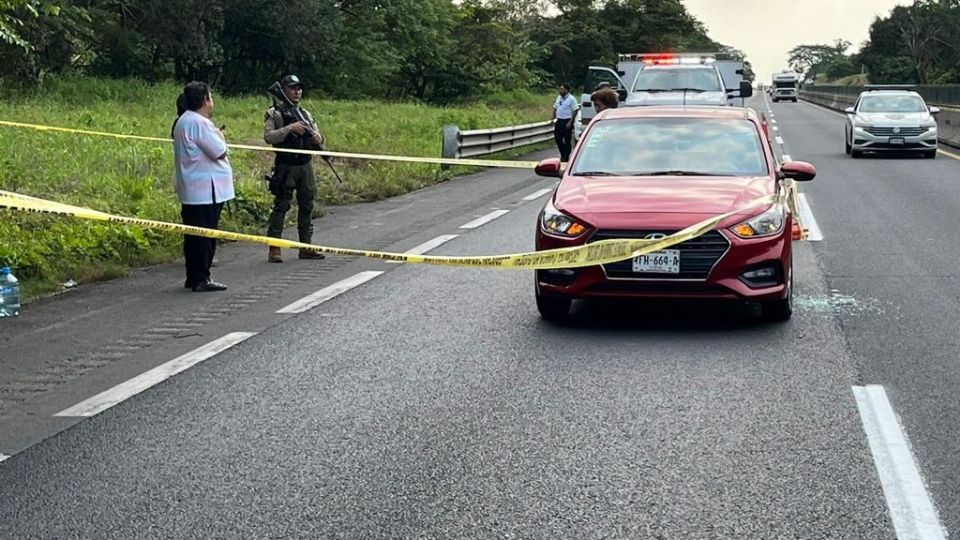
[0,78,554,299]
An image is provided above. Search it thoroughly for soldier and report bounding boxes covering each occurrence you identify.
[263,74,326,263]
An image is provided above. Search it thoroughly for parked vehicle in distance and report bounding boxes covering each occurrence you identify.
[771,71,798,102]
[844,85,939,159]
[533,106,816,322]
[574,53,752,140]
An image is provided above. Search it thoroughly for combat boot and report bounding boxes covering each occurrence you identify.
[299,249,325,260]
[268,246,283,263]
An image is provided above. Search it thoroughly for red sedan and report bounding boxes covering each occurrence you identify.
[533,106,815,322]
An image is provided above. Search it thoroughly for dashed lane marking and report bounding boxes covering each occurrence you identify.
[387,235,458,264]
[796,194,823,241]
[782,154,792,162]
[0,454,9,463]
[54,332,256,418]
[773,126,780,131]
[522,188,553,201]
[276,271,384,314]
[459,209,510,229]
[853,385,947,540]
[775,136,785,145]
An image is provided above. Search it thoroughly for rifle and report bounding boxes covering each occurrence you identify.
[267,81,343,184]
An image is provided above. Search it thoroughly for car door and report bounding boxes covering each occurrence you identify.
[580,66,627,124]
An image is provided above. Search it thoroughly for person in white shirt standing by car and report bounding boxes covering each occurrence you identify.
[551,83,579,162]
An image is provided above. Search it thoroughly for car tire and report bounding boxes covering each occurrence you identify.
[851,149,863,158]
[924,150,937,159]
[536,291,571,322]
[844,137,851,155]
[792,99,798,103]
[761,273,793,322]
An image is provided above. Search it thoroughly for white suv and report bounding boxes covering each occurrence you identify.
[844,87,940,158]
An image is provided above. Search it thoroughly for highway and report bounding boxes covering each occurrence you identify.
[0,93,957,537]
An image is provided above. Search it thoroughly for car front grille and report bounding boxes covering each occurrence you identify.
[588,230,730,280]
[865,126,927,136]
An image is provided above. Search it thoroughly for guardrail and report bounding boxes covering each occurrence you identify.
[799,88,960,149]
[441,121,553,163]
[804,85,960,106]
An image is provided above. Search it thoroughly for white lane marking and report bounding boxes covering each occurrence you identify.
[277,271,383,314]
[771,119,778,124]
[522,188,553,201]
[387,235,458,264]
[853,385,947,540]
[459,209,510,229]
[773,126,780,131]
[55,332,256,418]
[782,154,792,162]
[796,193,823,241]
[0,453,9,463]
[775,136,785,145]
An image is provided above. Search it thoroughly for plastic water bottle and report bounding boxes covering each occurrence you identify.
[0,267,21,317]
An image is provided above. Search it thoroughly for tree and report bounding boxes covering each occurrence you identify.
[0,0,58,49]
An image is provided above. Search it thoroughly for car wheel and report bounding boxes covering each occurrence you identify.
[761,273,793,322]
[536,293,571,322]
[844,136,851,155]
[792,99,798,103]
[851,149,863,158]
[924,149,937,159]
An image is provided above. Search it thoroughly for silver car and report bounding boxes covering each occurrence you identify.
[844,88,940,158]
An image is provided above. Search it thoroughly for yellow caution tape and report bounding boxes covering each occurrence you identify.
[0,120,540,169]
[0,189,779,270]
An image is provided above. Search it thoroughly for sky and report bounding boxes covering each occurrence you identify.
[681,0,912,81]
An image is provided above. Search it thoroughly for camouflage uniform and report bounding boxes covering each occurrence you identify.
[263,102,324,246]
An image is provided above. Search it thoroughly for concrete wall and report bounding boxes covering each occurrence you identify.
[799,90,960,149]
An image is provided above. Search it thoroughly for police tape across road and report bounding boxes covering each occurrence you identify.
[0,120,540,170]
[0,190,781,271]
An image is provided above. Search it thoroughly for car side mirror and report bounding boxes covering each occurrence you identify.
[780,161,816,182]
[930,106,941,114]
[739,81,753,98]
[534,157,563,178]
[616,89,628,101]
[844,107,855,114]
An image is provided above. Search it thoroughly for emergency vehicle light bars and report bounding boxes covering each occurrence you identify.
[619,53,717,65]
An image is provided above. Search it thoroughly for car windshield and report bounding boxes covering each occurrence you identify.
[571,118,768,177]
[633,68,722,92]
[859,95,927,113]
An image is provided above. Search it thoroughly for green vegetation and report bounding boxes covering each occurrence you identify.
[0,0,750,101]
[0,77,551,298]
[791,2,960,86]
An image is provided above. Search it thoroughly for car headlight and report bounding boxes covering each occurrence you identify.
[540,198,588,237]
[923,121,937,131]
[853,124,868,133]
[730,204,785,238]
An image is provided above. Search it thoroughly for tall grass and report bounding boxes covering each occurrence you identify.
[0,77,554,298]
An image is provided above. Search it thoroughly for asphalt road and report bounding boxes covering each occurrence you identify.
[2,94,958,537]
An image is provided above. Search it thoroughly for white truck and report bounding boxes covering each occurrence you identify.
[575,53,753,138]
[771,71,799,102]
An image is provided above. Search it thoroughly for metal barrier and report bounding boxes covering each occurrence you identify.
[805,84,960,106]
[441,121,554,162]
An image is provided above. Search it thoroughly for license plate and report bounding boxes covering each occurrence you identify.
[890,137,905,145]
[632,250,680,274]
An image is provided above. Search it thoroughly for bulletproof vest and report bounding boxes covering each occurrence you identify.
[274,106,312,166]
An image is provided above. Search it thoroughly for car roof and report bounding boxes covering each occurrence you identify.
[859,90,921,97]
[596,106,758,122]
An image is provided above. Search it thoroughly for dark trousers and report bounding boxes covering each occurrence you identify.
[267,162,316,243]
[181,202,224,286]
[554,120,574,162]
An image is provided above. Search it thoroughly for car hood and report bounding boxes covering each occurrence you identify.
[856,112,931,125]
[625,91,729,107]
[555,176,773,217]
